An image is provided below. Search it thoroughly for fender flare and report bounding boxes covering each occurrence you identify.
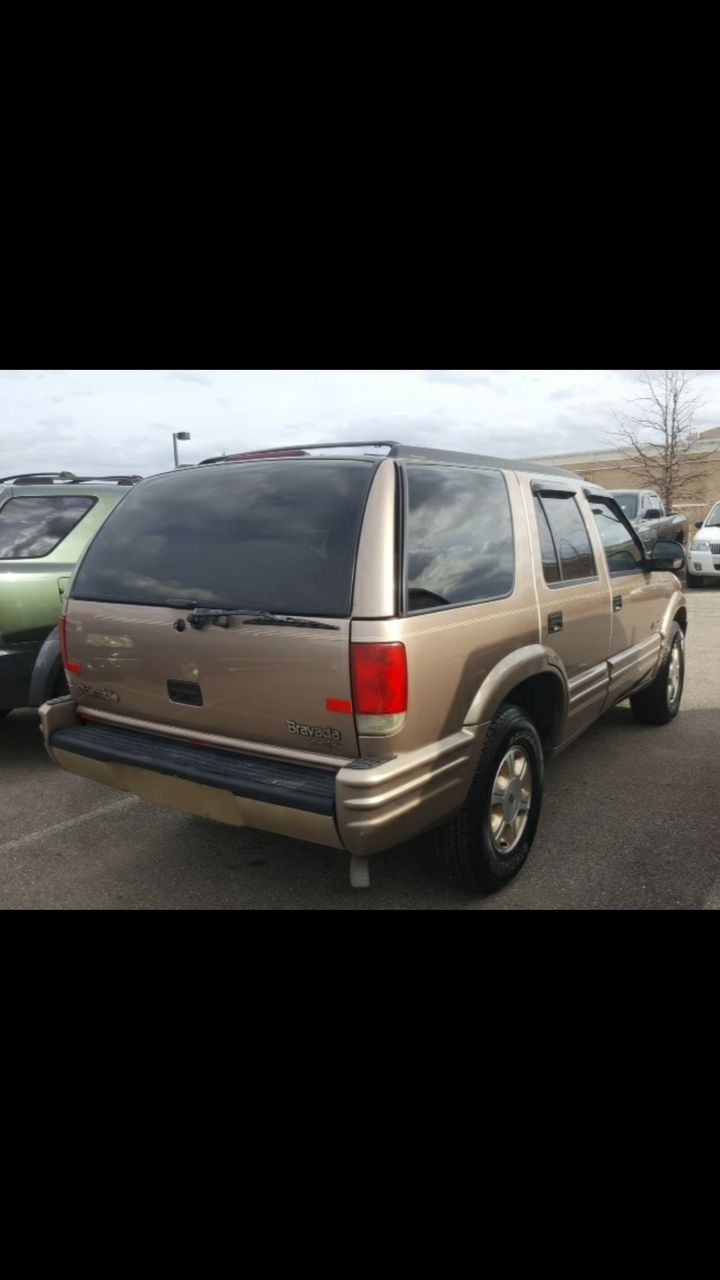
[463,643,569,739]
[659,588,687,656]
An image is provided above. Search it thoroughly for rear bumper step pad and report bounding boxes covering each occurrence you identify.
[51,722,337,816]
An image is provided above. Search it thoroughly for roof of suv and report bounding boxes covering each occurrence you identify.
[0,472,142,497]
[0,473,140,486]
[197,440,582,479]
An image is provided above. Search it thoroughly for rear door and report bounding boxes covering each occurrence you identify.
[65,459,380,760]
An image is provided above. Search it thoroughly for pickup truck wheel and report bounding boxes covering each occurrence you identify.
[434,704,544,891]
[685,570,704,588]
[629,623,684,725]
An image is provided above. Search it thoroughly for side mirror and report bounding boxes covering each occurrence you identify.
[645,507,662,520]
[649,540,685,572]
[695,520,704,529]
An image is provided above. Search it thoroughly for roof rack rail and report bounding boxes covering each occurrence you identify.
[72,474,143,485]
[199,441,402,465]
[197,441,581,479]
[1,471,142,486]
[1,471,78,484]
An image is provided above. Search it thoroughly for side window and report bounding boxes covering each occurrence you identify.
[534,493,596,584]
[586,496,642,575]
[0,496,95,559]
[405,465,514,611]
[535,498,561,583]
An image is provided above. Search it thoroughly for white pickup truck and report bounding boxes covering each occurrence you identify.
[610,490,688,552]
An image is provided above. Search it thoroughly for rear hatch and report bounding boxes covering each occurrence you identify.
[63,459,379,761]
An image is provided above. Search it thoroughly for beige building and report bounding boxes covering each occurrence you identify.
[525,426,720,526]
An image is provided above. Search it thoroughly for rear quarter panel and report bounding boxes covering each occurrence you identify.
[351,469,542,756]
[337,469,560,855]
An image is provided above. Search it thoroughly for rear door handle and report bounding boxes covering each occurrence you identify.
[613,595,623,611]
[548,611,563,634]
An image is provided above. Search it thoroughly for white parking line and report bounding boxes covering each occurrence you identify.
[0,796,139,854]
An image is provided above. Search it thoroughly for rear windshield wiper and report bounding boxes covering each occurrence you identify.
[242,612,339,631]
[184,606,339,631]
[183,606,261,630]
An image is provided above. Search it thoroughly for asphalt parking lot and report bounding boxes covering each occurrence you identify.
[2,586,719,910]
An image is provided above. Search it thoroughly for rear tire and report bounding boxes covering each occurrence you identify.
[629,622,684,725]
[434,703,544,891]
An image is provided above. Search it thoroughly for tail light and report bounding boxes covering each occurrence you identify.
[59,614,82,673]
[350,642,407,736]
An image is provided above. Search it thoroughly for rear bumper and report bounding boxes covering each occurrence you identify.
[51,720,337,815]
[0,641,41,709]
[39,700,484,857]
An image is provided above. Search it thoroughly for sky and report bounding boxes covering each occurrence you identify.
[1,369,719,480]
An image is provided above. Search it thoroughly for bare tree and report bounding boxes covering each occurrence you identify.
[609,370,716,513]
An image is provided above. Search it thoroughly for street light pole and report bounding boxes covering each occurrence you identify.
[173,431,191,468]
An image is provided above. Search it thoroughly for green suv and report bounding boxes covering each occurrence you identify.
[0,472,140,718]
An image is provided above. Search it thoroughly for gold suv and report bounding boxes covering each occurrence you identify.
[39,442,687,890]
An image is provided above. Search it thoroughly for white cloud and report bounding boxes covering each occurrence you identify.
[36,415,74,429]
[167,372,212,386]
[1,369,718,479]
[426,370,494,386]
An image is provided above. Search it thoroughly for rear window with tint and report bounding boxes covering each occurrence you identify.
[405,465,514,610]
[71,460,377,616]
[535,499,561,584]
[0,496,95,559]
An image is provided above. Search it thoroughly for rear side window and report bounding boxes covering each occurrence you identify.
[0,496,95,559]
[405,465,514,611]
[535,499,561,584]
[71,460,377,616]
[534,494,596,583]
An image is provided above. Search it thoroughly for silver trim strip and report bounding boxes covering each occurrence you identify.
[608,635,661,681]
[342,753,471,811]
[568,662,609,709]
[342,729,475,788]
[74,705,351,770]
